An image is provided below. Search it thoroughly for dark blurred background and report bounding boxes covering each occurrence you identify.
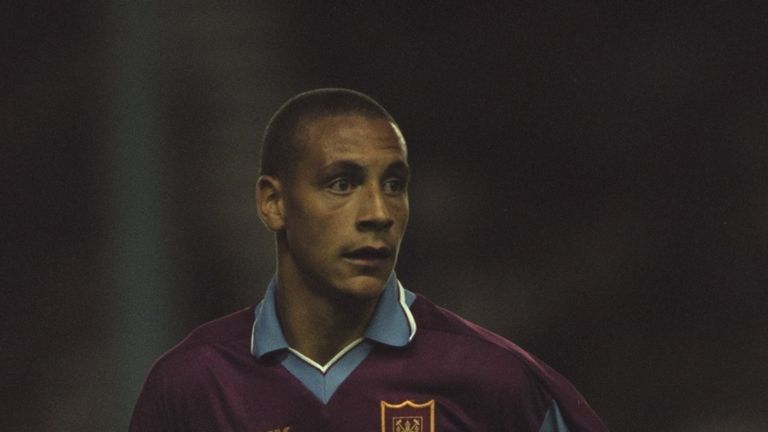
[3,1,767,430]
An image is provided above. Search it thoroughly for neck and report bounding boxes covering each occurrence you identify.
[275,252,380,365]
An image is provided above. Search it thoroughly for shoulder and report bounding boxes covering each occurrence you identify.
[410,294,536,362]
[409,294,555,393]
[409,295,608,432]
[409,294,580,386]
[174,305,255,350]
[131,306,256,430]
[145,306,255,387]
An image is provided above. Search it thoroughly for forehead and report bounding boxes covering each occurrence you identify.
[300,115,407,162]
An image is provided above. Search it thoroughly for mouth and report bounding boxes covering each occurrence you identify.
[342,246,393,267]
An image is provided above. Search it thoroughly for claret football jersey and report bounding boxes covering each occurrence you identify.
[130,274,608,431]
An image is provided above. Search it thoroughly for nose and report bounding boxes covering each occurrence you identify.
[356,185,394,232]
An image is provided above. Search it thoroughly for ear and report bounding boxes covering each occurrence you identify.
[255,175,286,232]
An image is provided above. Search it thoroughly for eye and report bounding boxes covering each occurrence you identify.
[328,177,354,193]
[383,178,406,194]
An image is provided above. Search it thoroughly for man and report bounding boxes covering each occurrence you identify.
[130,88,608,431]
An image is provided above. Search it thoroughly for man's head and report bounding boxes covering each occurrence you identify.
[256,89,409,301]
[259,88,400,183]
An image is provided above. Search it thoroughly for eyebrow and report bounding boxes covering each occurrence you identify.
[319,160,365,178]
[317,160,410,181]
[383,160,410,179]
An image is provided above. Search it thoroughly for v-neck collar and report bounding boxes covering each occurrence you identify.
[250,273,416,403]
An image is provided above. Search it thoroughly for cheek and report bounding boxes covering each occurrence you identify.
[292,208,344,245]
[391,199,410,225]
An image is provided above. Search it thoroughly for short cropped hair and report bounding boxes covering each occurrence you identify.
[260,88,397,180]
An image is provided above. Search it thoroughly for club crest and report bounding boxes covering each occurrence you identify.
[380,400,435,432]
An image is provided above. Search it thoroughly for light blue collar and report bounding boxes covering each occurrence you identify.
[251,273,417,359]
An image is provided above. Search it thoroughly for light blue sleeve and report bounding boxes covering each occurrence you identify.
[538,400,572,432]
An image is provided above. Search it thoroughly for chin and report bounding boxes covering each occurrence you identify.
[334,274,388,301]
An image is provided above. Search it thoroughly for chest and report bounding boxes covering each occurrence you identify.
[174,352,507,432]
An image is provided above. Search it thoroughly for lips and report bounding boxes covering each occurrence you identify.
[342,246,392,266]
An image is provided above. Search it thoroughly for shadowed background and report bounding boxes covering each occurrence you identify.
[3,1,767,431]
